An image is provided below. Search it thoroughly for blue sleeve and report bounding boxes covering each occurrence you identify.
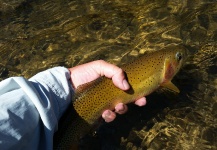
[0,67,74,150]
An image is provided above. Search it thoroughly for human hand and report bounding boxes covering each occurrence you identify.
[68,60,147,122]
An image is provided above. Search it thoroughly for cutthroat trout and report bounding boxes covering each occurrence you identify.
[54,45,187,149]
[73,45,187,125]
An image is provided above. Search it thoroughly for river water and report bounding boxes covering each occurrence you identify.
[0,0,216,149]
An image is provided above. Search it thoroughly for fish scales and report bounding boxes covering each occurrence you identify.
[74,45,187,125]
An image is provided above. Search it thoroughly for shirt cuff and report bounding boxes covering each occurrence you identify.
[29,67,74,124]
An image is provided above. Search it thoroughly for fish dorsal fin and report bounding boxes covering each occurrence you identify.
[75,77,103,99]
[161,81,180,93]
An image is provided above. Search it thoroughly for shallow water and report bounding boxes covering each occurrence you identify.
[0,0,216,149]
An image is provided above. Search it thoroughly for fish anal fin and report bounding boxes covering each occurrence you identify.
[161,81,180,93]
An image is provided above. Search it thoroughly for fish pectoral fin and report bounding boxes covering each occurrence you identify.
[161,81,180,93]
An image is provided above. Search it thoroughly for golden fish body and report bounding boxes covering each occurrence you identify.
[74,45,187,125]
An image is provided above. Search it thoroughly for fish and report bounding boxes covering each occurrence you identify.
[54,44,187,149]
[73,44,187,125]
[53,106,92,150]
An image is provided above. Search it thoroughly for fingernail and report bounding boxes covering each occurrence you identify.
[104,111,115,122]
[105,110,111,117]
[135,97,147,106]
[115,103,124,111]
[123,79,130,90]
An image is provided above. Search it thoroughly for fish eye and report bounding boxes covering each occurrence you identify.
[175,52,182,61]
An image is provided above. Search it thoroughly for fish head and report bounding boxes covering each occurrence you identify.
[162,45,188,82]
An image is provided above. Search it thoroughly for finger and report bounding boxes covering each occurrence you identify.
[96,60,130,90]
[135,97,147,106]
[115,103,128,114]
[102,110,116,122]
[68,60,107,88]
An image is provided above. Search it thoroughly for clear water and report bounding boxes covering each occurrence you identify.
[0,0,216,149]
